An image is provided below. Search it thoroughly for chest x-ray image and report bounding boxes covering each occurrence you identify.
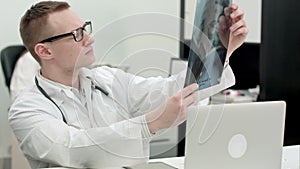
[184,0,231,90]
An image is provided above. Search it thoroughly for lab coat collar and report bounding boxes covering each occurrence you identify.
[78,68,93,89]
[83,67,113,96]
[79,67,95,85]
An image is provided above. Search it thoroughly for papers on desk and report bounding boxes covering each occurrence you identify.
[122,162,177,169]
[149,157,184,169]
[282,145,300,169]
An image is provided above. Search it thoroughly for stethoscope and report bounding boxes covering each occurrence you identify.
[34,76,128,124]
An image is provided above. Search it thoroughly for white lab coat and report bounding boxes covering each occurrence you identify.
[8,65,235,169]
[10,51,40,102]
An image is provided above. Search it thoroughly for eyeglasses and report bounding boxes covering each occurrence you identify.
[39,21,92,43]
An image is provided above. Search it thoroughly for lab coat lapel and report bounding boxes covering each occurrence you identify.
[79,73,99,127]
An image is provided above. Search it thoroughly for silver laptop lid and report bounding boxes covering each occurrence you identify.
[185,101,286,169]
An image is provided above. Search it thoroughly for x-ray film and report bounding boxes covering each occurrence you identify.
[184,0,232,90]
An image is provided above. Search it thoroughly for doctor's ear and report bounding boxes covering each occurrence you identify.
[34,43,53,60]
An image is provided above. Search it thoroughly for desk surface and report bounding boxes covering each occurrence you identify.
[42,145,299,169]
[150,145,299,169]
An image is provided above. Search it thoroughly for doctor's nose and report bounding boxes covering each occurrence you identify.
[83,32,95,47]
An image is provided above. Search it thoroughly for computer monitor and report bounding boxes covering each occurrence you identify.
[179,39,191,61]
[180,42,260,90]
[169,58,188,76]
[228,42,260,90]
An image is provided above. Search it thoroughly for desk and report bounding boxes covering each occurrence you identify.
[41,145,299,169]
[150,145,299,169]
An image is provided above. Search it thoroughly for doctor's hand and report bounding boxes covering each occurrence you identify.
[146,83,198,134]
[218,4,248,61]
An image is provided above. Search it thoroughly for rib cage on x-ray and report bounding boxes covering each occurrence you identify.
[184,0,231,90]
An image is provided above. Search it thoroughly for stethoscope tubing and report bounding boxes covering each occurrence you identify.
[35,76,128,124]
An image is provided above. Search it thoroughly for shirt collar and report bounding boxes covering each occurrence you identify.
[38,71,72,89]
[36,68,93,99]
[36,70,78,101]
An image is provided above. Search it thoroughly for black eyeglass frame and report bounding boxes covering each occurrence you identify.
[39,21,92,43]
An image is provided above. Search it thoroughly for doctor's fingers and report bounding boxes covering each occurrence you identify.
[172,94,197,125]
[218,16,229,31]
[224,4,238,17]
[182,92,197,107]
[230,8,245,24]
[230,19,248,36]
[176,83,198,98]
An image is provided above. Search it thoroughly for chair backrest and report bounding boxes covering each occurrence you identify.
[1,45,26,90]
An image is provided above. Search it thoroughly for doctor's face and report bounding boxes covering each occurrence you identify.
[43,9,95,71]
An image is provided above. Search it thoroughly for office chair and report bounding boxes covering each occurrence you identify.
[1,45,26,91]
[1,45,31,169]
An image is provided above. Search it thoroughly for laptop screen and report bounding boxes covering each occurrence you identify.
[184,101,286,169]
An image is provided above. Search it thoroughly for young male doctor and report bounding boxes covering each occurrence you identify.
[9,1,248,168]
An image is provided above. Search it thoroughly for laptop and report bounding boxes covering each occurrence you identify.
[184,101,286,169]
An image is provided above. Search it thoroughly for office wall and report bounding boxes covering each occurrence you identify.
[0,0,180,70]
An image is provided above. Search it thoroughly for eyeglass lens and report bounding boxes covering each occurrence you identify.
[74,22,92,42]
